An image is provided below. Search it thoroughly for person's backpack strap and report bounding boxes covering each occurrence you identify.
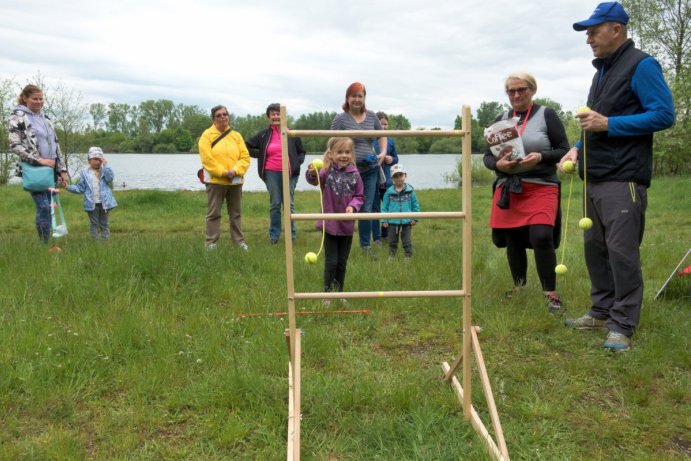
[199,129,232,185]
[211,129,232,148]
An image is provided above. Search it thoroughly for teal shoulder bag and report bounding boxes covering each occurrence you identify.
[21,162,55,192]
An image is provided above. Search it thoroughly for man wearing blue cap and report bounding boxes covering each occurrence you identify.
[560,2,675,351]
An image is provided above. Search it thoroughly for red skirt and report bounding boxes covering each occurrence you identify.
[490,182,558,229]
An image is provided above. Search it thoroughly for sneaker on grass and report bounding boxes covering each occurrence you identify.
[603,331,632,351]
[546,293,564,315]
[564,314,607,329]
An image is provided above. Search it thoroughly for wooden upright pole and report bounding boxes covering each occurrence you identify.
[461,105,473,419]
[280,105,300,461]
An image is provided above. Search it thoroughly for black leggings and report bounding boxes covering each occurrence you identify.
[323,233,353,292]
[504,224,556,291]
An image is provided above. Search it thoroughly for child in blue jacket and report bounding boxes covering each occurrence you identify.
[381,164,420,259]
[67,147,117,240]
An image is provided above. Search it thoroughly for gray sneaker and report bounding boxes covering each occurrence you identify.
[603,331,632,351]
[361,246,378,260]
[564,314,607,330]
[205,243,217,251]
[237,242,249,252]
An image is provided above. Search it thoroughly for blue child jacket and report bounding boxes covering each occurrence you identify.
[67,165,118,211]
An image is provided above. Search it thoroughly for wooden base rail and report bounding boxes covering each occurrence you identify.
[292,211,465,221]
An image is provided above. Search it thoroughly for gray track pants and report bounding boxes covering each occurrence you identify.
[584,181,647,337]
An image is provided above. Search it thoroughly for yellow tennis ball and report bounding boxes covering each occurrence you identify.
[562,160,575,174]
[579,217,593,230]
[555,264,568,275]
[576,105,591,114]
[304,252,318,264]
[311,159,323,170]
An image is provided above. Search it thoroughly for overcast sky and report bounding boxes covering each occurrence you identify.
[0,0,602,128]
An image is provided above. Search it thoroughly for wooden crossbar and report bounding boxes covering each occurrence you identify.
[287,129,465,138]
[292,290,464,300]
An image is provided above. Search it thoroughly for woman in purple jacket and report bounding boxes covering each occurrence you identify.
[306,137,364,300]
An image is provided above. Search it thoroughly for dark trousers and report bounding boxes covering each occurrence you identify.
[388,223,413,257]
[370,186,382,241]
[585,181,647,337]
[31,191,52,243]
[504,224,557,291]
[324,233,353,292]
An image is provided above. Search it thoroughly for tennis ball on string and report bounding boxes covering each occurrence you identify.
[311,159,323,170]
[555,264,568,275]
[579,217,593,230]
[562,160,576,174]
[304,252,318,264]
[576,105,591,114]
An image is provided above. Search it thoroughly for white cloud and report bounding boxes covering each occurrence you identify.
[0,0,601,127]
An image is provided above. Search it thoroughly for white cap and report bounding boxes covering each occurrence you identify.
[87,147,104,160]
[391,164,406,176]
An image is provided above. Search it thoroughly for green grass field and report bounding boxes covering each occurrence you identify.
[0,176,689,460]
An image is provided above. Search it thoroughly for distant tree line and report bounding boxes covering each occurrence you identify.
[1,7,689,186]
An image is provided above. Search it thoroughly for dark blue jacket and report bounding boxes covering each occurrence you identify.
[578,39,674,187]
[372,138,399,189]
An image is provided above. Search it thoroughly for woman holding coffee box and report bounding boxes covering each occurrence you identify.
[483,72,570,314]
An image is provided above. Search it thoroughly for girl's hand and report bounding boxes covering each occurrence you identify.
[382,222,388,228]
[384,155,393,165]
[376,153,386,165]
[307,164,317,177]
[345,206,354,213]
[39,158,55,168]
[59,172,68,187]
[225,169,236,178]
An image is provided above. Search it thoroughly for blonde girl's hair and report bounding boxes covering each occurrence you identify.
[504,72,537,93]
[323,137,355,169]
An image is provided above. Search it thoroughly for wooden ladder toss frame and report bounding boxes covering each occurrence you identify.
[278,105,509,461]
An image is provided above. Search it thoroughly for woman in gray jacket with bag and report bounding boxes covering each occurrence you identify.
[8,84,68,243]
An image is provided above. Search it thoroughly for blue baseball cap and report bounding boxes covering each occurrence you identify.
[573,2,629,31]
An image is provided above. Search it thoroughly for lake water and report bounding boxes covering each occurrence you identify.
[101,153,463,191]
